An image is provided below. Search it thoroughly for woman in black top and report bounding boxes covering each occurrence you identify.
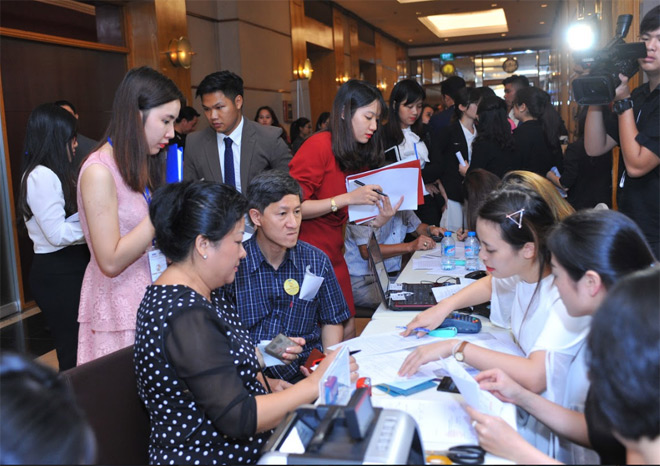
[468,96,516,179]
[555,107,613,210]
[512,87,564,177]
[432,87,483,231]
[134,181,356,465]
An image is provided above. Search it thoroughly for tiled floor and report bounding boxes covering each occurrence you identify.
[0,308,58,370]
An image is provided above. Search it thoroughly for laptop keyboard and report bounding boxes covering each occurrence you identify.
[400,283,436,305]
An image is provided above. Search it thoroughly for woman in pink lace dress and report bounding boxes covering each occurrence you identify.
[76,67,183,364]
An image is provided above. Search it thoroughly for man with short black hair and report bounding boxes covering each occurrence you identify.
[585,6,660,258]
[428,76,466,134]
[226,171,350,382]
[169,106,199,149]
[184,71,291,192]
[502,74,530,127]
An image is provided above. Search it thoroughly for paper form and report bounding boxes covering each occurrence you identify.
[328,331,443,357]
[442,357,505,417]
[371,397,479,448]
[346,167,420,223]
[353,349,440,388]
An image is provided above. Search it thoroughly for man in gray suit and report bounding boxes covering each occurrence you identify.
[184,71,291,192]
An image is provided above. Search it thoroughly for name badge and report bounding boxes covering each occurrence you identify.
[147,249,168,282]
[283,278,300,296]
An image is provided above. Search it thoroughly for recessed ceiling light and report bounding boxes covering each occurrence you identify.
[541,3,547,7]
[444,38,449,41]
[539,21,545,24]
[418,8,508,39]
[408,38,413,42]
[491,3,497,6]
[416,11,421,15]
[501,33,506,36]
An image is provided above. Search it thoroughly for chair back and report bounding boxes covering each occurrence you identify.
[60,345,150,465]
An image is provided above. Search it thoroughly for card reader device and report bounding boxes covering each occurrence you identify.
[258,388,425,464]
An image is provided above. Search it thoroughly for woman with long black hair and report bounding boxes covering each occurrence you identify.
[19,103,90,370]
[383,78,446,226]
[512,87,564,177]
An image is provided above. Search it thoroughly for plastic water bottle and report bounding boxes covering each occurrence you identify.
[441,231,455,271]
[465,231,480,271]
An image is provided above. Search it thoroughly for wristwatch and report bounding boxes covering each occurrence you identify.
[453,341,469,362]
[427,225,436,236]
[613,98,633,115]
[330,198,338,212]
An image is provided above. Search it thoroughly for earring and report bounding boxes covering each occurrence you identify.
[202,254,208,260]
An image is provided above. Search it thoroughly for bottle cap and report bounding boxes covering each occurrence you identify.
[444,231,452,237]
[468,231,476,237]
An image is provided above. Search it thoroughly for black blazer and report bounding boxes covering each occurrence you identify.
[431,120,468,202]
[469,138,516,179]
[512,120,562,176]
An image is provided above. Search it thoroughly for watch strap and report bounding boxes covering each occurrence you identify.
[330,197,338,212]
[452,341,469,361]
[613,98,633,115]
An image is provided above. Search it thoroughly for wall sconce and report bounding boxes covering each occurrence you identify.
[335,74,350,84]
[294,58,314,80]
[377,79,387,91]
[167,37,195,69]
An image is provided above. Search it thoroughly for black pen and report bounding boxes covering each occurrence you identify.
[349,350,362,356]
[353,179,388,197]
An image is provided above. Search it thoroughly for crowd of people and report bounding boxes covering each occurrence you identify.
[5,5,658,465]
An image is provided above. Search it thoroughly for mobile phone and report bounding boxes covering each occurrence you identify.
[264,334,295,361]
[436,376,459,393]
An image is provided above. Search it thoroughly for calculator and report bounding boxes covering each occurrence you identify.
[437,312,481,333]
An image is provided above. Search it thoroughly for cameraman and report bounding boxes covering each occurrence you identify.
[585,6,659,259]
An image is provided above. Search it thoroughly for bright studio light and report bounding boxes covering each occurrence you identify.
[567,22,595,51]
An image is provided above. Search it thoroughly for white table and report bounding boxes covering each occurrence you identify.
[356,249,516,464]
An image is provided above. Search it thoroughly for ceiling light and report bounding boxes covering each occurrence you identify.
[541,3,547,7]
[501,33,506,36]
[408,38,413,42]
[419,8,508,39]
[540,21,545,24]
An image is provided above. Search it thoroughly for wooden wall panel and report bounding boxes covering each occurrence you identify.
[1,37,125,305]
[289,0,305,79]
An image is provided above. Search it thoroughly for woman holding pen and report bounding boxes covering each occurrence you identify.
[383,78,447,227]
[399,186,591,459]
[289,80,401,339]
[464,209,655,464]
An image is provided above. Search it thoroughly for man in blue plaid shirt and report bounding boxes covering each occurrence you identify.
[226,171,350,382]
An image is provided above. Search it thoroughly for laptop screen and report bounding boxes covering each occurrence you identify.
[367,232,391,303]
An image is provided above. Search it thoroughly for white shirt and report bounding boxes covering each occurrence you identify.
[24,165,85,253]
[459,121,476,163]
[389,128,430,167]
[216,116,244,192]
[490,273,592,459]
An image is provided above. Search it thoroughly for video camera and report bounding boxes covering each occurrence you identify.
[572,14,647,105]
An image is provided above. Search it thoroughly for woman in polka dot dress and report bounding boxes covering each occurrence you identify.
[134,181,357,465]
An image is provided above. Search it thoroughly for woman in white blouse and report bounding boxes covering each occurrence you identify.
[383,78,447,227]
[18,104,89,370]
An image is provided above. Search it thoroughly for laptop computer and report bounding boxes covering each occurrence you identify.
[366,232,437,311]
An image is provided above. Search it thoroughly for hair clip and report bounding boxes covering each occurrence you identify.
[506,208,525,229]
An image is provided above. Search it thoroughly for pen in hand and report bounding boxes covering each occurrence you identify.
[353,179,388,197]
[396,325,431,337]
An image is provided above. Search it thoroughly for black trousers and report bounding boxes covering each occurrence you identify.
[29,244,90,370]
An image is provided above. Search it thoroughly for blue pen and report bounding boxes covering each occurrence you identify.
[397,325,430,334]
[413,142,419,159]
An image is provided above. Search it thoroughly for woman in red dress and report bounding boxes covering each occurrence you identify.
[289,80,398,339]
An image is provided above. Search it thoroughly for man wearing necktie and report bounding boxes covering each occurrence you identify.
[184,70,292,192]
